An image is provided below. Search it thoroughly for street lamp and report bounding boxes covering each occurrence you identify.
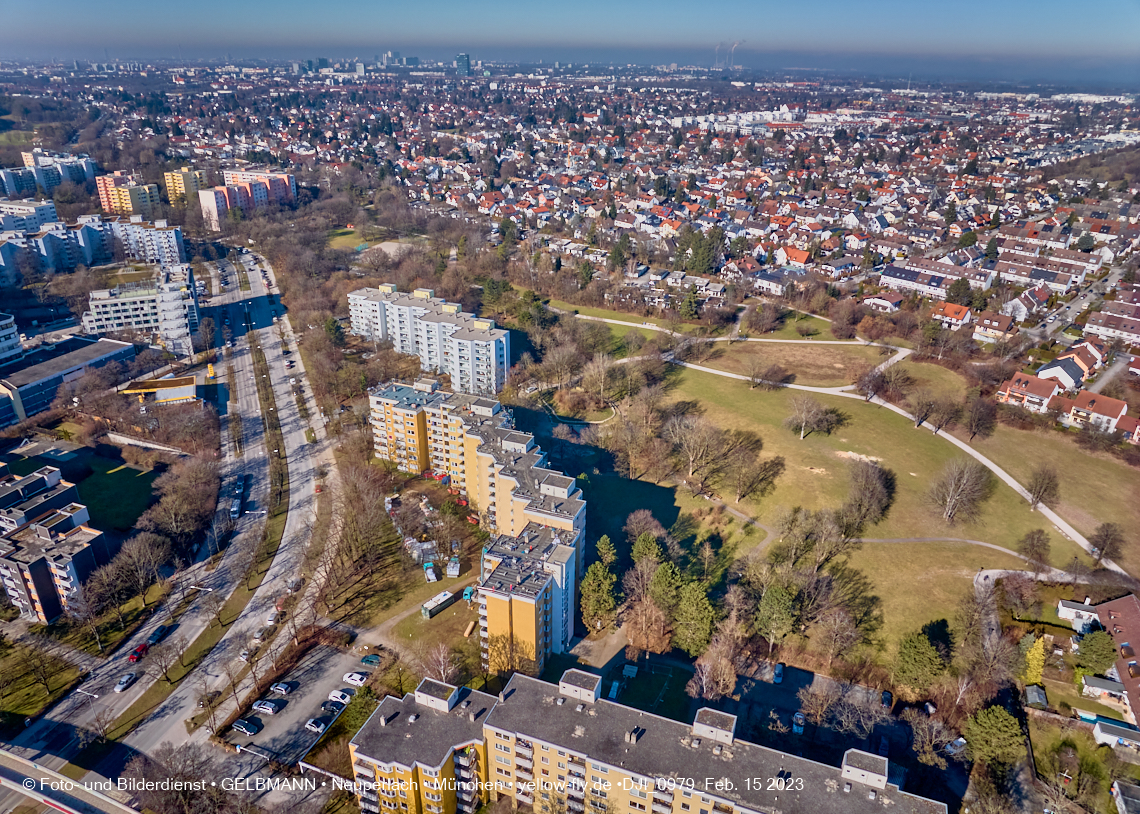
[190,585,214,592]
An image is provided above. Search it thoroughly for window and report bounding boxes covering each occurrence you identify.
[496,744,512,753]
[541,757,550,764]
[593,790,608,800]
[681,806,690,812]
[592,776,603,784]
[631,789,647,800]
[591,764,606,772]
[496,768,511,777]
[630,804,646,811]
[681,792,692,799]
[542,770,550,777]
[496,757,511,766]
[558,762,566,769]
[496,731,511,740]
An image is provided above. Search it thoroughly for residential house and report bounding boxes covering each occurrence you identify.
[863,293,904,313]
[1049,390,1129,432]
[930,302,972,331]
[1057,597,1098,633]
[1000,284,1051,323]
[972,311,1018,343]
[996,374,1060,414]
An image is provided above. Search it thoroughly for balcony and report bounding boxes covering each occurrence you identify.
[515,768,533,781]
[652,804,672,814]
[654,790,674,804]
[515,755,533,769]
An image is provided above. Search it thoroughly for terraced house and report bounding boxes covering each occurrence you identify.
[369,380,585,669]
[348,671,947,814]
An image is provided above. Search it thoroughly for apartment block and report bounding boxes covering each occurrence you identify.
[97,171,161,216]
[369,381,585,666]
[350,285,509,395]
[0,464,80,534]
[0,313,21,366]
[163,167,208,203]
[0,502,111,624]
[348,671,946,814]
[0,199,59,231]
[0,150,97,197]
[0,214,185,279]
[198,169,295,230]
[81,264,200,356]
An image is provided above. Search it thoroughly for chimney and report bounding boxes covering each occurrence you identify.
[379,716,387,727]
[468,711,476,722]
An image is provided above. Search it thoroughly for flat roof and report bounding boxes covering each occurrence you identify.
[121,375,196,392]
[0,338,133,389]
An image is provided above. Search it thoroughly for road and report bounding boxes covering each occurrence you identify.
[0,259,286,812]
[0,749,135,814]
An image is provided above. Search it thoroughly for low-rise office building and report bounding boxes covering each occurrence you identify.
[81,264,200,356]
[0,336,135,428]
[348,671,947,814]
[0,502,111,624]
[350,285,509,395]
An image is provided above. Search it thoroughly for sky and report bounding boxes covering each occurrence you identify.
[7,0,1140,86]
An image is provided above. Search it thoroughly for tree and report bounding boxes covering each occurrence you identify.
[672,582,715,657]
[596,535,617,567]
[984,237,999,261]
[148,641,180,683]
[856,368,886,402]
[797,683,841,726]
[1023,637,1045,685]
[1017,530,1051,575]
[965,397,997,441]
[631,532,662,565]
[1076,233,1095,252]
[901,707,954,769]
[964,706,1025,767]
[1089,522,1124,565]
[1027,466,1060,511]
[895,630,947,691]
[909,389,937,428]
[420,642,461,683]
[946,277,971,305]
[927,458,992,524]
[784,395,823,440]
[1077,630,1116,674]
[686,652,736,702]
[324,316,345,347]
[754,585,796,655]
[729,452,785,504]
[842,460,892,530]
[944,201,957,223]
[928,398,961,435]
[649,561,682,617]
[816,607,861,668]
[679,288,700,320]
[580,561,618,632]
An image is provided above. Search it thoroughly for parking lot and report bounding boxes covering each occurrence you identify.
[223,643,366,764]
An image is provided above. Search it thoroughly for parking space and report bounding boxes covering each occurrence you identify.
[224,643,365,764]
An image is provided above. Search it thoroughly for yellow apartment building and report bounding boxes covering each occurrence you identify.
[369,380,586,667]
[104,182,161,217]
[348,671,947,814]
[164,168,208,204]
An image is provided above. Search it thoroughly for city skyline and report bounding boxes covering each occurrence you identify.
[6,0,1140,85]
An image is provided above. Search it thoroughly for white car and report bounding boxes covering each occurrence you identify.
[252,699,282,716]
[270,682,292,695]
[305,718,327,734]
[343,672,369,687]
[113,673,137,693]
[328,690,352,705]
[289,377,297,385]
[267,610,282,625]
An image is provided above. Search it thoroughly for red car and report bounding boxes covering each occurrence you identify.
[128,643,149,663]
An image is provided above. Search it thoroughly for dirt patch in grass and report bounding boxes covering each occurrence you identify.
[706,342,881,387]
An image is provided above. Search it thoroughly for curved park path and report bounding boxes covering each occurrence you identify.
[554,309,1125,577]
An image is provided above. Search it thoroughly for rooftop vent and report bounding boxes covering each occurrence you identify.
[691,738,701,749]
[713,745,722,756]
[575,703,585,712]
[843,783,851,793]
[868,791,877,801]
[557,698,566,706]
[408,714,419,723]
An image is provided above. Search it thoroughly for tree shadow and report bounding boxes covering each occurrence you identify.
[921,619,955,663]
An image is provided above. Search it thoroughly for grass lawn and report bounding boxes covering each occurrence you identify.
[890,360,970,403]
[391,598,480,657]
[753,314,843,342]
[1040,676,1125,720]
[840,542,1025,653]
[1028,716,1140,812]
[954,423,1140,575]
[328,228,364,251]
[547,299,703,334]
[608,665,692,722]
[0,645,83,735]
[662,367,1092,570]
[704,343,882,387]
[330,559,477,632]
[0,130,33,145]
[75,457,159,532]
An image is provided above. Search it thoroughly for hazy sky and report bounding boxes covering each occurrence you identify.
[8,0,1140,84]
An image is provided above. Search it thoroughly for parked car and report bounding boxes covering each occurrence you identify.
[198,690,221,709]
[321,700,345,714]
[147,625,169,647]
[267,610,282,625]
[128,643,149,663]
[232,719,261,736]
[945,737,967,756]
[361,654,382,667]
[881,691,893,710]
[305,718,327,734]
[287,577,303,593]
[253,626,271,642]
[773,663,784,684]
[289,377,297,385]
[924,702,937,716]
[252,699,282,716]
[114,673,137,693]
[239,648,255,663]
[270,682,292,695]
[328,690,352,705]
[344,672,368,687]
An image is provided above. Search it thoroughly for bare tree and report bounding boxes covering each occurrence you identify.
[784,395,827,440]
[20,637,59,695]
[1017,530,1051,575]
[927,459,992,524]
[856,368,886,402]
[685,655,736,702]
[1026,466,1060,511]
[744,356,765,390]
[901,707,954,768]
[1090,522,1125,565]
[419,642,461,684]
[729,451,785,504]
[816,608,861,668]
[203,590,226,627]
[832,686,889,739]
[664,414,723,478]
[928,398,961,435]
[147,642,180,684]
[797,683,842,726]
[909,389,937,428]
[964,397,997,441]
[68,588,105,654]
[581,353,613,400]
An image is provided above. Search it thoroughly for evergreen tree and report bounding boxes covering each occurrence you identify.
[631,532,662,565]
[672,582,715,657]
[1023,637,1045,685]
[984,237,999,261]
[754,585,796,655]
[649,562,682,616]
[679,288,700,320]
[580,562,618,632]
[596,535,617,568]
[894,630,947,691]
[964,707,1024,767]
[1077,630,1117,674]
[944,201,957,223]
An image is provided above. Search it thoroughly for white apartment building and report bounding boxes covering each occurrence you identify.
[0,200,59,231]
[0,313,21,366]
[349,285,510,395]
[81,265,200,357]
[0,215,184,279]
